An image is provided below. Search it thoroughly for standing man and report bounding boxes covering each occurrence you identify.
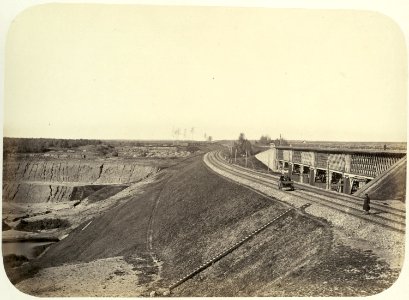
[363,193,371,214]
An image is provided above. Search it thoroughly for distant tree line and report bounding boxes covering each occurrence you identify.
[230,133,292,158]
[3,138,103,154]
[257,135,289,146]
[3,137,209,155]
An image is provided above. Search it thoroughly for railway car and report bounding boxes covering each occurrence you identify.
[278,175,295,191]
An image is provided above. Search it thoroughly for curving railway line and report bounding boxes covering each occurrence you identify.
[204,151,405,234]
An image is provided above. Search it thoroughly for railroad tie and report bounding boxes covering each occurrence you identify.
[168,208,294,291]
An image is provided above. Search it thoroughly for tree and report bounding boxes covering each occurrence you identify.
[272,135,289,146]
[207,136,212,142]
[61,140,69,148]
[235,133,253,155]
[238,133,246,144]
[259,135,271,145]
[242,139,252,154]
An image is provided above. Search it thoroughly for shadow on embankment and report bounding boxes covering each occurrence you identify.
[5,153,400,297]
[152,159,400,297]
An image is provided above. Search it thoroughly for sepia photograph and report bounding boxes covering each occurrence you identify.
[1,0,408,298]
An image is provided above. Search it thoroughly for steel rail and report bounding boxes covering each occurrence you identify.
[208,152,405,224]
[168,207,294,291]
[213,151,405,217]
[208,152,405,229]
[206,152,405,233]
[207,153,405,232]
[214,151,405,215]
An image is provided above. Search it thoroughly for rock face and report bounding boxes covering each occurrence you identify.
[3,159,158,203]
[3,183,74,203]
[3,160,156,184]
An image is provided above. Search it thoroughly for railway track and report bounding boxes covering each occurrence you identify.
[168,207,295,292]
[205,151,405,233]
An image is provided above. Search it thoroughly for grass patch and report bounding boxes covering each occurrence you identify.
[3,254,29,268]
[2,220,11,231]
[87,185,128,203]
[70,185,107,201]
[3,260,42,285]
[16,218,70,232]
[233,155,276,174]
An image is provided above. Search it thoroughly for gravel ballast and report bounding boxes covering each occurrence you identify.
[204,153,405,270]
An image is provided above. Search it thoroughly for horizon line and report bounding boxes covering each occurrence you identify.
[2,136,407,144]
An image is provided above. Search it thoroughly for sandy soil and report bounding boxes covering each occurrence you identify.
[15,256,150,296]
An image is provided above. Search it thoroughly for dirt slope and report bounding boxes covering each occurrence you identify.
[152,160,326,283]
[3,159,157,203]
[9,154,399,297]
[3,159,157,184]
[355,157,406,201]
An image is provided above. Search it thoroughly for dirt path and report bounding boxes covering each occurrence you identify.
[145,180,169,294]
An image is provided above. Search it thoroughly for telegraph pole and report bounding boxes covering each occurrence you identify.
[230,141,233,163]
[326,161,330,190]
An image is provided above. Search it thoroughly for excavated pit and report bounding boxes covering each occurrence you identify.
[3,158,158,204]
[2,157,160,261]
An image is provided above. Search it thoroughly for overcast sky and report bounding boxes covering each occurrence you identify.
[3,4,407,141]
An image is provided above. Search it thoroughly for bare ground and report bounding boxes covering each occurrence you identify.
[4,151,404,297]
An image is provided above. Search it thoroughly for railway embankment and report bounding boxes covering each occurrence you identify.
[6,150,402,296]
[152,159,325,293]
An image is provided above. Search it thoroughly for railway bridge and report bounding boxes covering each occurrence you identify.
[256,145,406,199]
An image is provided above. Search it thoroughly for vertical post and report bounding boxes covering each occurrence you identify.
[235,148,237,163]
[267,151,270,173]
[326,161,330,190]
[245,150,248,168]
[300,165,304,183]
[309,168,316,186]
[327,171,333,190]
[343,176,351,194]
